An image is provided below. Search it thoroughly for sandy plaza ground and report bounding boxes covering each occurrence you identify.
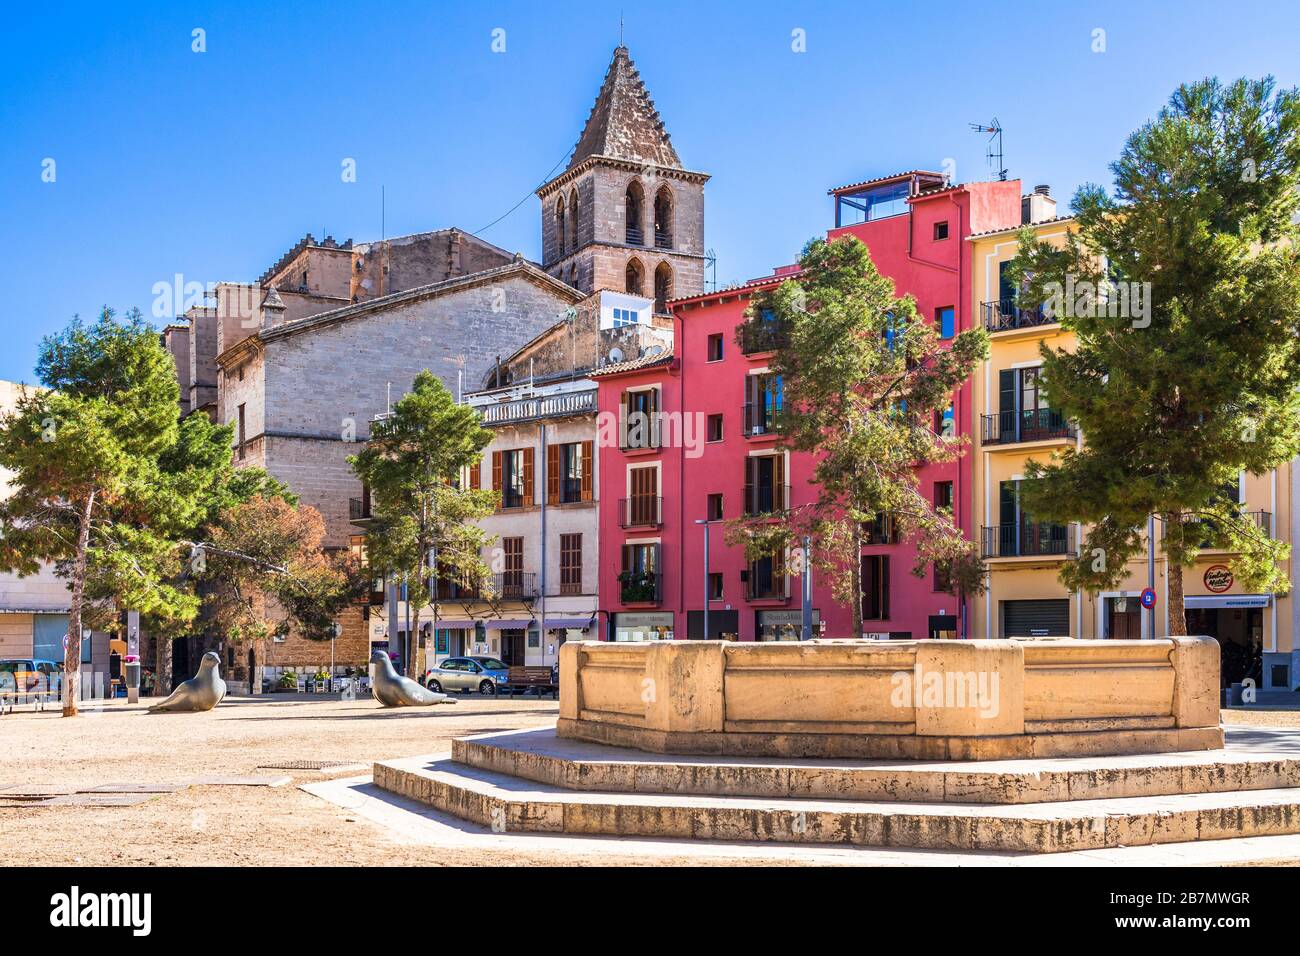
[3,693,1299,867]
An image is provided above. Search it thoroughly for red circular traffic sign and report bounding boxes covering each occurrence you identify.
[1139,587,1157,610]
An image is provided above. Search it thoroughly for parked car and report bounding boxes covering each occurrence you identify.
[0,658,62,698]
[424,656,510,695]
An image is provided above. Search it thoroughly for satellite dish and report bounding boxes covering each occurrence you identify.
[607,347,625,364]
[643,345,663,359]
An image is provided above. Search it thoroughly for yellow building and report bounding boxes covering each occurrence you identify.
[969,214,1295,691]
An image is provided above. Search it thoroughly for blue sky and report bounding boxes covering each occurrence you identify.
[1,0,1297,383]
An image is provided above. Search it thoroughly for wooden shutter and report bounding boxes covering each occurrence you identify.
[547,444,560,505]
[619,391,629,447]
[774,454,785,510]
[522,447,535,504]
[469,461,481,490]
[621,544,631,574]
[491,450,502,508]
[581,440,594,501]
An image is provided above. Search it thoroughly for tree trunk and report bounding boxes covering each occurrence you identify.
[250,641,264,695]
[157,632,173,696]
[63,490,95,717]
[1164,511,1187,636]
[850,523,864,638]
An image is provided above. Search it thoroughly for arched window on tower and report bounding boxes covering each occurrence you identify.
[625,181,644,246]
[625,257,645,297]
[654,185,674,249]
[568,187,580,252]
[554,198,566,260]
[654,262,673,314]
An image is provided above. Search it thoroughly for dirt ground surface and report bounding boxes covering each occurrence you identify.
[0,692,778,866]
[5,697,1297,867]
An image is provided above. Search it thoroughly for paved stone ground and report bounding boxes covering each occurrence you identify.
[4,696,1299,866]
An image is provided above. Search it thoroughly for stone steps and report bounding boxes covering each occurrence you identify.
[451,728,1300,805]
[373,753,1300,854]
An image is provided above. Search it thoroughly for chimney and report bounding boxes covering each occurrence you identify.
[1022,184,1057,225]
[260,286,286,329]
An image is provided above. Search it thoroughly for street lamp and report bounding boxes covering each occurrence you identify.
[695,519,711,640]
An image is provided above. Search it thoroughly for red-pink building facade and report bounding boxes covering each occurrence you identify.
[595,171,1024,642]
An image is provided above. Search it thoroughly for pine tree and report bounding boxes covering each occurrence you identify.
[728,236,987,637]
[0,308,206,715]
[1009,76,1300,635]
[349,371,496,675]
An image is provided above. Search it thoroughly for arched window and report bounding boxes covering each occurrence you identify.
[625,181,645,245]
[554,198,566,259]
[625,257,645,297]
[568,187,580,252]
[654,261,673,314]
[654,185,674,249]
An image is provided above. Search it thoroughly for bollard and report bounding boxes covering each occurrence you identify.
[125,660,141,704]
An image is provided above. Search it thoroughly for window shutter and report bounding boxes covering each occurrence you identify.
[581,440,594,501]
[650,388,660,447]
[621,544,631,574]
[775,454,785,509]
[491,450,502,508]
[547,444,560,505]
[619,392,629,447]
[469,461,481,490]
[523,447,535,504]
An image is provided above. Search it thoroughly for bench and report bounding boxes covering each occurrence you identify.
[505,666,558,699]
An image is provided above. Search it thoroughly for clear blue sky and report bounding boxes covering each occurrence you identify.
[1,0,1296,383]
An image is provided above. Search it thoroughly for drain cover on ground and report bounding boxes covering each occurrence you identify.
[256,759,363,772]
[81,782,184,794]
[189,774,290,787]
[40,793,159,807]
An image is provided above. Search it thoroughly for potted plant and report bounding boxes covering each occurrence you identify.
[277,670,298,692]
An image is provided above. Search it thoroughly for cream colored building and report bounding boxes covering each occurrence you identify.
[969,217,1295,690]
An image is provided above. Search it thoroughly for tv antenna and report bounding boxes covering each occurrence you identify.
[969,118,1006,181]
[705,248,718,292]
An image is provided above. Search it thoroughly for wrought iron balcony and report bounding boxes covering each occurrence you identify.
[743,401,782,437]
[981,522,1076,558]
[493,572,538,600]
[348,497,372,522]
[738,319,788,354]
[745,561,787,601]
[981,298,1056,332]
[981,408,1076,445]
[619,495,663,528]
[619,570,662,604]
[743,483,790,516]
[1162,509,1272,544]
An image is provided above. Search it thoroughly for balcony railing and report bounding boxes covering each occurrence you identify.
[493,572,538,600]
[348,497,372,521]
[744,483,790,516]
[981,408,1077,445]
[982,298,1056,333]
[862,515,900,546]
[558,476,584,504]
[433,578,480,601]
[626,225,645,246]
[743,401,783,437]
[620,412,661,450]
[619,495,663,528]
[1163,510,1272,545]
[619,570,662,604]
[738,320,788,354]
[476,389,598,426]
[981,522,1077,558]
[746,563,787,601]
[654,229,673,250]
[499,488,526,510]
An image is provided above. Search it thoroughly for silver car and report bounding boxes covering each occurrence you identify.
[424,656,510,695]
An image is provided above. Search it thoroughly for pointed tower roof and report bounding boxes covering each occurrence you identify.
[567,47,682,171]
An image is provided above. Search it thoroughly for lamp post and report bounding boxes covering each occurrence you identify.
[695,519,710,640]
[800,535,813,641]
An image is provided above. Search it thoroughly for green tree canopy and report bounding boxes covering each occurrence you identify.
[1010,76,1300,633]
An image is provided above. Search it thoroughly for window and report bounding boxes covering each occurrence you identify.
[625,257,645,296]
[707,333,724,362]
[934,403,954,438]
[654,262,673,314]
[621,388,660,449]
[933,220,949,241]
[611,307,641,327]
[624,466,660,527]
[560,534,582,595]
[863,555,890,620]
[548,441,593,504]
[745,373,783,436]
[863,512,898,545]
[502,537,523,591]
[654,185,674,249]
[745,455,786,515]
[707,493,724,521]
[625,181,645,245]
[746,553,785,600]
[936,306,954,339]
[935,480,954,512]
[620,543,660,603]
[493,448,534,509]
[708,572,724,601]
[883,311,907,352]
[237,403,246,459]
[836,181,910,227]
[707,414,724,442]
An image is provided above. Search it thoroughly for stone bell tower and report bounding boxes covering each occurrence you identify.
[537,47,709,312]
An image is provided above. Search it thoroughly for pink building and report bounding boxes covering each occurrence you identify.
[595,170,1025,642]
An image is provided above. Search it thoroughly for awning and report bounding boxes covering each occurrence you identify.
[484,619,535,629]
[538,617,596,630]
[1185,594,1272,609]
[430,620,476,629]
